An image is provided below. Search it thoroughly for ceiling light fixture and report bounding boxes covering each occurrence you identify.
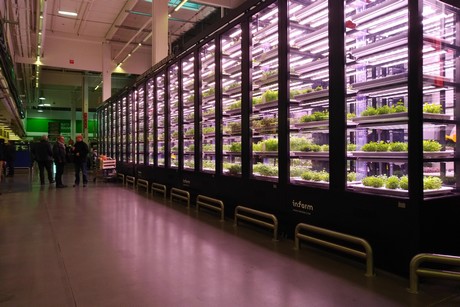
[174,0,189,12]
[58,10,77,17]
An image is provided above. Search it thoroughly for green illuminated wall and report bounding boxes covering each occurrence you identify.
[26,118,97,135]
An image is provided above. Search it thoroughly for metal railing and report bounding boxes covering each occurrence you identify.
[117,173,125,184]
[408,253,460,294]
[234,206,278,241]
[151,182,167,199]
[125,175,135,188]
[196,195,225,221]
[136,179,149,192]
[294,223,374,277]
[170,188,190,208]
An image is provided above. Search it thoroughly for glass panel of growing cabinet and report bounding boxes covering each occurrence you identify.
[200,40,216,173]
[132,90,139,164]
[110,105,114,157]
[421,0,459,196]
[147,78,154,165]
[343,0,460,197]
[121,96,128,162]
[116,99,121,160]
[221,24,242,177]
[104,106,110,156]
[137,85,145,164]
[101,108,107,155]
[169,64,179,168]
[250,3,279,181]
[156,72,165,167]
[182,54,195,170]
[345,0,410,195]
[288,0,330,187]
[127,93,134,163]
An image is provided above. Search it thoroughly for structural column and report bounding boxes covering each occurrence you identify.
[82,75,89,141]
[102,42,112,102]
[70,99,76,140]
[152,0,169,64]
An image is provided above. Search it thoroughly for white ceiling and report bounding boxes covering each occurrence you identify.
[0,0,244,138]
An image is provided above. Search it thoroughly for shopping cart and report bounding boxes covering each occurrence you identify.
[93,156,117,183]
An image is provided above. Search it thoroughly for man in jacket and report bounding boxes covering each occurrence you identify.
[72,134,89,187]
[5,140,16,177]
[32,135,54,185]
[52,135,67,188]
[0,139,5,182]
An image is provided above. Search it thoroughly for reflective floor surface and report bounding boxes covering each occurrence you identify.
[0,169,459,307]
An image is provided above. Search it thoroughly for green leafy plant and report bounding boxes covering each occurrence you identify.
[203,108,215,116]
[227,100,241,110]
[226,164,241,175]
[229,142,241,152]
[299,143,321,152]
[202,126,215,134]
[202,144,214,151]
[347,113,356,120]
[300,170,329,182]
[202,87,215,98]
[290,137,310,151]
[347,172,356,182]
[261,90,278,103]
[252,96,262,105]
[423,176,443,190]
[423,140,442,151]
[423,103,442,114]
[185,128,194,137]
[385,175,400,189]
[400,176,409,190]
[299,110,329,122]
[263,138,278,151]
[360,101,407,116]
[361,141,390,152]
[290,165,310,177]
[388,142,408,152]
[253,163,278,176]
[347,144,357,151]
[225,122,241,134]
[362,175,386,188]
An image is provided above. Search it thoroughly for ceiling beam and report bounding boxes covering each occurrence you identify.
[191,0,245,9]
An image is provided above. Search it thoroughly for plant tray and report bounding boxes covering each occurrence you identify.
[294,89,329,102]
[351,151,454,159]
[292,178,329,188]
[353,112,452,124]
[253,151,278,157]
[291,151,329,159]
[348,184,453,197]
[224,108,241,116]
[294,120,329,129]
[351,151,408,159]
[254,100,278,111]
[224,86,241,95]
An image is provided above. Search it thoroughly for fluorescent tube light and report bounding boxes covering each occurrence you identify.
[174,0,188,12]
[58,10,77,17]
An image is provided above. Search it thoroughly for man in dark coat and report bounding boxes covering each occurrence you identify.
[5,140,16,177]
[52,135,67,188]
[32,135,54,185]
[0,139,5,181]
[72,134,89,187]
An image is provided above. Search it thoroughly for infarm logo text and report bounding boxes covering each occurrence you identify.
[292,200,314,215]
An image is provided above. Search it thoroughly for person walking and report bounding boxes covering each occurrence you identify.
[0,139,5,183]
[72,134,89,187]
[52,135,67,188]
[32,135,54,185]
[5,140,16,177]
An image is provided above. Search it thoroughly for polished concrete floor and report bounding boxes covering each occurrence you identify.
[0,169,459,307]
